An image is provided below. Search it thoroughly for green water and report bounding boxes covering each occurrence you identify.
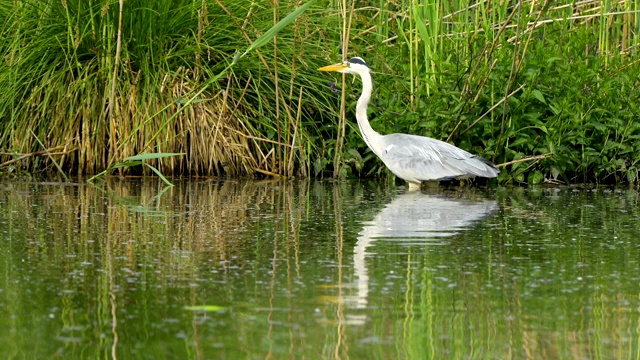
[0,179,639,359]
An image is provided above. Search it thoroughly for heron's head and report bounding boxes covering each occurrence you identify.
[318,57,370,76]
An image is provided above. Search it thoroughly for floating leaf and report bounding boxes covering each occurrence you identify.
[184,305,225,312]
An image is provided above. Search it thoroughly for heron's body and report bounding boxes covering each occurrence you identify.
[319,57,499,190]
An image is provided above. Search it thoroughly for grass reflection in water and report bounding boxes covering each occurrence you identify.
[0,180,638,359]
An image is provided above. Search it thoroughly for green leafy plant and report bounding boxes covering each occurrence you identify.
[88,153,184,186]
[2,0,640,185]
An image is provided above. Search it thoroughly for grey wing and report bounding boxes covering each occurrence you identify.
[378,134,499,182]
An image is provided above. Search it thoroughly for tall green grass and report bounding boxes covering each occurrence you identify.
[0,0,326,178]
[322,0,640,184]
[1,0,639,184]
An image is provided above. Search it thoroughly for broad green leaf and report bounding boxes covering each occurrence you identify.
[510,137,531,147]
[589,121,607,131]
[546,57,563,64]
[531,90,546,104]
[627,169,637,183]
[528,170,544,185]
[346,148,363,161]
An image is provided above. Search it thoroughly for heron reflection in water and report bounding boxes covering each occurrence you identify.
[348,191,498,309]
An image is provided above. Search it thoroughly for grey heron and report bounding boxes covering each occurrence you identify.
[319,57,500,190]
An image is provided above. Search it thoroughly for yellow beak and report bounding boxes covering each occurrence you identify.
[318,63,347,72]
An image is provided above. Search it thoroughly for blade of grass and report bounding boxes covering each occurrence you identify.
[143,163,174,186]
[30,130,69,182]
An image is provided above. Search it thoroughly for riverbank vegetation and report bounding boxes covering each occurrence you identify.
[1,0,639,185]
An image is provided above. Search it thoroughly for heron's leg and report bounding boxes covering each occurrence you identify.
[407,182,422,191]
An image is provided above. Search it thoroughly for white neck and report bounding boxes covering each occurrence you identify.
[355,70,382,155]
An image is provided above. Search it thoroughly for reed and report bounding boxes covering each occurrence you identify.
[0,0,321,178]
[1,0,639,184]
[321,0,640,184]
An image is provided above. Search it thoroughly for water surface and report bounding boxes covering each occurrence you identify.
[0,179,639,359]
